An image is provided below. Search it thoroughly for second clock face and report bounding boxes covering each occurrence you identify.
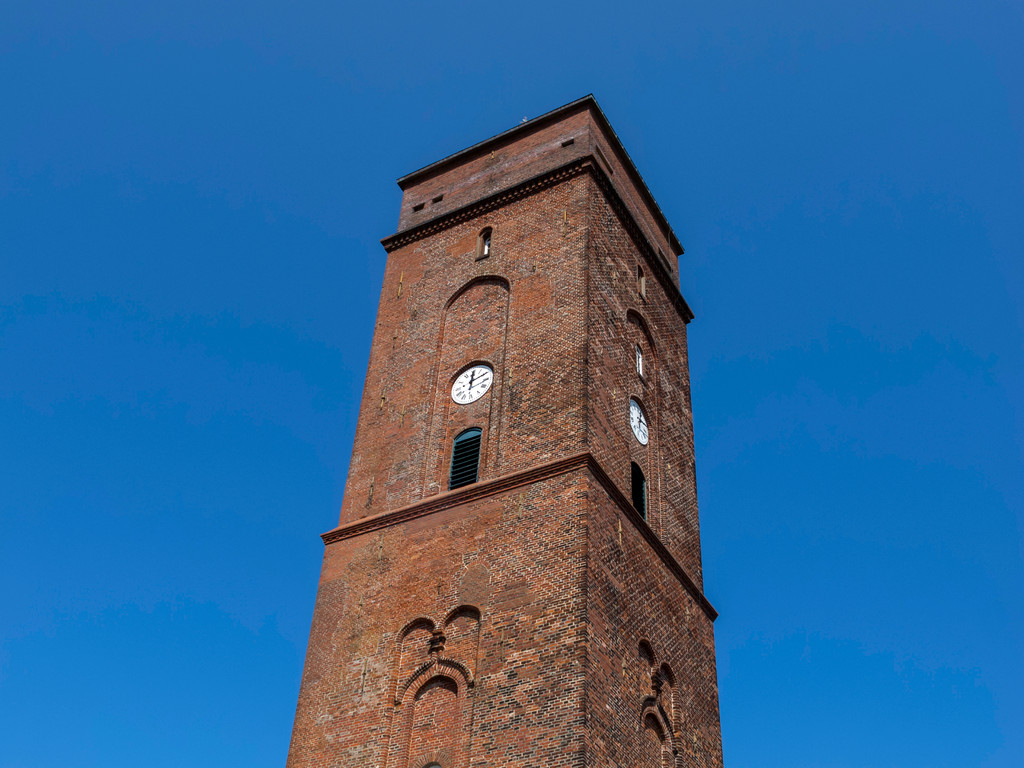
[452,365,494,404]
[629,398,649,445]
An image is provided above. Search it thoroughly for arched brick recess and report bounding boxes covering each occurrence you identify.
[397,619,436,685]
[443,606,482,679]
[626,309,662,534]
[384,608,482,768]
[634,642,682,767]
[423,277,511,496]
[408,676,460,767]
[641,710,671,767]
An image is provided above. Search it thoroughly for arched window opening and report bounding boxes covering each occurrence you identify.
[449,428,483,490]
[631,462,647,519]
[635,344,644,377]
[476,228,492,260]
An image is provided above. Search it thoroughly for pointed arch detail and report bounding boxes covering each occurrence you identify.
[443,275,510,310]
[627,308,657,353]
[395,657,475,705]
[383,607,483,768]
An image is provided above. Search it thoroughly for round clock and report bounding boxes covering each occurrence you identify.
[451,365,494,404]
[629,398,649,445]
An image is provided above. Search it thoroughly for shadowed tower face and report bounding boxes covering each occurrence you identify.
[286,96,724,768]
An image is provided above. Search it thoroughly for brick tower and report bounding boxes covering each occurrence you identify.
[286,96,724,768]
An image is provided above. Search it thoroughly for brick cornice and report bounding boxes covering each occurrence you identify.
[321,452,717,621]
[394,96,683,257]
[380,157,695,325]
[381,158,590,252]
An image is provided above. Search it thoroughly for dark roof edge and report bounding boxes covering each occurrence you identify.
[396,95,684,257]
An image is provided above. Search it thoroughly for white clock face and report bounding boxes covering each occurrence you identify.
[629,399,649,445]
[451,365,494,404]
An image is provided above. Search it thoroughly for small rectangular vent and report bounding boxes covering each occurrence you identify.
[412,202,425,212]
[561,138,575,147]
[432,194,444,203]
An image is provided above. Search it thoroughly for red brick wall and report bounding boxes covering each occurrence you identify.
[338,176,590,525]
[287,473,590,768]
[584,179,704,587]
[286,466,722,768]
[287,102,722,768]
[583,476,723,768]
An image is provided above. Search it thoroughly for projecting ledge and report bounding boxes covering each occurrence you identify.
[320,452,716,621]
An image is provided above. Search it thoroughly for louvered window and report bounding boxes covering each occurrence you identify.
[449,428,483,490]
[631,461,647,519]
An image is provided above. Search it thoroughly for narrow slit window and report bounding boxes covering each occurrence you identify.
[637,265,646,298]
[635,345,644,377]
[449,428,483,490]
[477,228,492,260]
[631,462,647,519]
[412,202,425,212]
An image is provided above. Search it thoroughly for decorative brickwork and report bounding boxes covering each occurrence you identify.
[383,607,481,768]
[286,96,724,768]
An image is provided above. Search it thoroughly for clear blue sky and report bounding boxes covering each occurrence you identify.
[2,1,1022,766]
